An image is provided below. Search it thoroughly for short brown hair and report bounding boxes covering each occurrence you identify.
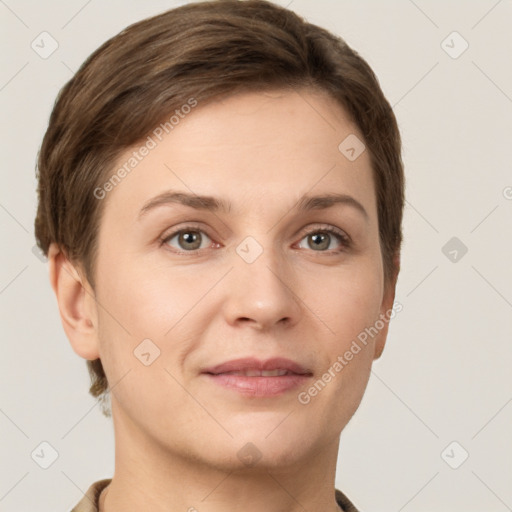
[35,0,404,408]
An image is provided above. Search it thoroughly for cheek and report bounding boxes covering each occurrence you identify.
[93,267,202,431]
[97,253,204,334]
[301,266,382,429]
[312,259,384,348]
[93,258,217,380]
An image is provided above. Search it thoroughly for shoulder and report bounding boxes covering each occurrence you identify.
[335,488,360,512]
[70,479,111,512]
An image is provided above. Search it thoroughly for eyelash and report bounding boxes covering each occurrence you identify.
[159,223,351,255]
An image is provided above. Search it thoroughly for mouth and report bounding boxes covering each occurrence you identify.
[215,369,295,377]
[201,357,313,397]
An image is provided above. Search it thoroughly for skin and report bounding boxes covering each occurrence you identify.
[49,87,398,512]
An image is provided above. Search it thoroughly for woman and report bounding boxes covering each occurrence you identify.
[35,1,404,510]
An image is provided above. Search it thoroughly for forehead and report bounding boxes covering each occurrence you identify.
[101,87,375,221]
[164,88,360,163]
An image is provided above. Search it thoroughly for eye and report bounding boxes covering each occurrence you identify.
[162,225,213,252]
[296,226,350,253]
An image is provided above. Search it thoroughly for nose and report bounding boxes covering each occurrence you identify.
[222,240,302,331]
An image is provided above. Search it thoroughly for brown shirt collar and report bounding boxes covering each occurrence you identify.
[70,479,359,512]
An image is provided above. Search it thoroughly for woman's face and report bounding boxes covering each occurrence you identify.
[87,88,396,470]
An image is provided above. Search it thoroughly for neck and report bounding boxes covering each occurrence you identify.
[103,403,342,512]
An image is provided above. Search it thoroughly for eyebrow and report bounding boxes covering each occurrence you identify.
[138,190,368,220]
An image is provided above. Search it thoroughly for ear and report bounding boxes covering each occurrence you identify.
[48,243,100,360]
[373,252,400,360]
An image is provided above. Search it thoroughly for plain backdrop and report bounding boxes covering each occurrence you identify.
[1,1,511,511]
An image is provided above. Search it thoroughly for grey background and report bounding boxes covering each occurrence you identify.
[1,1,511,511]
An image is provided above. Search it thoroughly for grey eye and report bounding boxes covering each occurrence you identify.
[165,229,212,251]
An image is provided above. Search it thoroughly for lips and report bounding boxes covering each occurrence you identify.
[202,357,311,376]
[202,357,312,397]
[220,369,291,377]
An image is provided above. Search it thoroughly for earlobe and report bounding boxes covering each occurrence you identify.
[48,243,100,360]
